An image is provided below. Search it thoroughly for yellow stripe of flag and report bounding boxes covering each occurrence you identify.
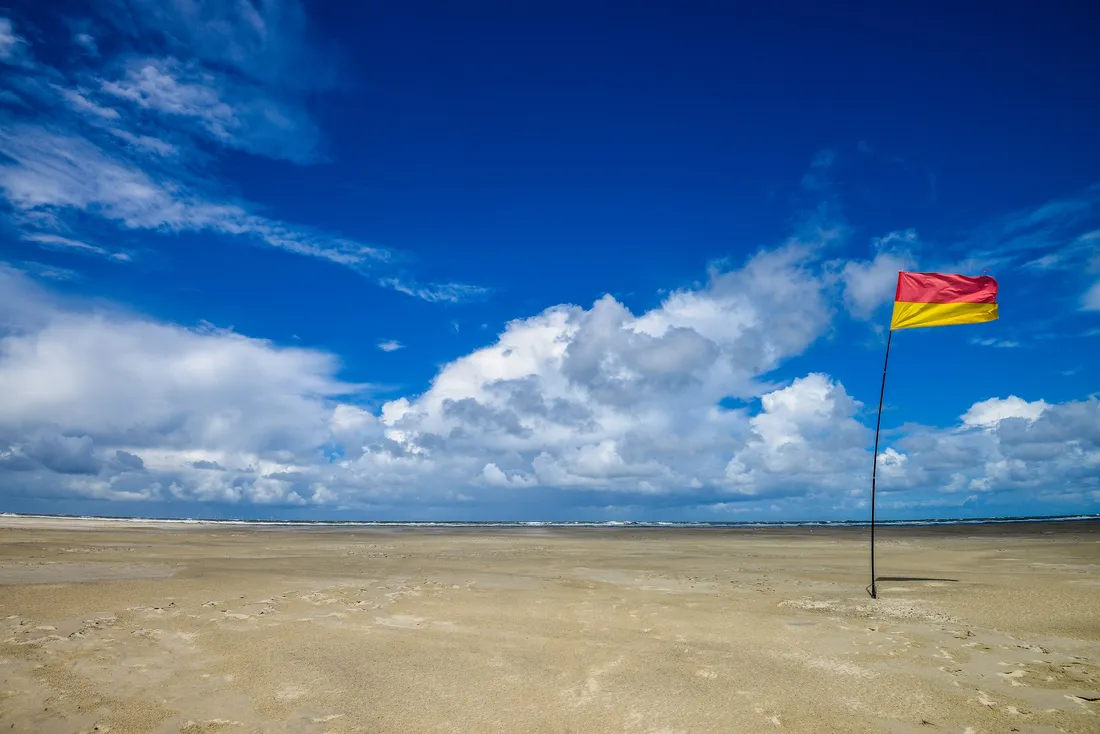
[890,301,999,331]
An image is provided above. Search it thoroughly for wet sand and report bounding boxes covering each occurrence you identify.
[1,518,1098,733]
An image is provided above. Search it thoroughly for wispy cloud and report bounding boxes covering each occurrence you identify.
[836,229,918,318]
[109,128,179,157]
[100,56,318,163]
[0,17,25,62]
[838,188,1100,326]
[0,89,26,106]
[22,233,131,262]
[969,336,1021,348]
[1023,230,1100,272]
[15,261,81,281]
[379,277,490,304]
[0,9,484,301]
[99,0,335,92]
[800,148,837,192]
[53,85,119,119]
[0,120,382,273]
[961,187,1099,267]
[377,340,404,352]
[72,31,97,56]
[1082,280,1100,312]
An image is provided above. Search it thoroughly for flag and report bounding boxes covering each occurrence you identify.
[890,272,999,331]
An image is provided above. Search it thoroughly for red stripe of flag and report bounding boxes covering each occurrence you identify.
[894,272,998,304]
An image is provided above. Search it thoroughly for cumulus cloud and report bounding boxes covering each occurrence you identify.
[361,243,833,497]
[962,396,1049,428]
[883,397,1099,504]
[838,230,919,318]
[377,340,404,352]
[0,265,362,505]
[0,245,834,508]
[724,374,868,495]
[1,255,1097,516]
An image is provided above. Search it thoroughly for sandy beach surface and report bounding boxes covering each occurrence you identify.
[1,518,1097,733]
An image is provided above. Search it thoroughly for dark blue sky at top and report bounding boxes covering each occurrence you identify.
[1,0,1098,519]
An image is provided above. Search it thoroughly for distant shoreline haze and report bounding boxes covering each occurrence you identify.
[2,512,1097,528]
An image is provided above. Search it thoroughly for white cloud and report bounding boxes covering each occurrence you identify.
[360,244,835,496]
[969,337,1021,349]
[101,57,318,162]
[0,89,26,107]
[838,230,918,318]
[109,129,179,157]
[724,374,867,494]
[53,85,120,120]
[378,278,490,304]
[884,397,1099,501]
[0,266,354,450]
[1,260,1097,515]
[0,265,365,505]
[14,261,81,281]
[73,32,98,55]
[962,189,1099,272]
[0,126,387,268]
[23,233,131,262]
[377,340,404,352]
[0,245,835,505]
[103,58,232,120]
[101,0,329,91]
[1082,280,1100,311]
[0,19,484,301]
[92,0,334,164]
[482,463,536,488]
[962,396,1049,428]
[0,17,25,62]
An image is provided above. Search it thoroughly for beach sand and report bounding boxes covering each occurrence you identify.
[1,518,1097,733]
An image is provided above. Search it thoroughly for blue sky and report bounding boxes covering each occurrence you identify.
[0,0,1097,521]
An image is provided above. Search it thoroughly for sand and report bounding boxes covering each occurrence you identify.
[1,518,1097,733]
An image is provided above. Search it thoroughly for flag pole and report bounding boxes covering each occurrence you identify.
[869,327,893,599]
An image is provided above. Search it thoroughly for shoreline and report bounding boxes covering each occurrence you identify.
[1,513,1098,540]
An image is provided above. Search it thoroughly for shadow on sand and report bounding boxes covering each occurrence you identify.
[875,576,959,582]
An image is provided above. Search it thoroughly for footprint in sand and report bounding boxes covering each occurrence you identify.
[569,657,624,707]
[997,669,1027,686]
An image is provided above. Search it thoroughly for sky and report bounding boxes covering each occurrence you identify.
[0,1,1097,521]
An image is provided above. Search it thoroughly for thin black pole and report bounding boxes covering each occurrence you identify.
[869,328,894,599]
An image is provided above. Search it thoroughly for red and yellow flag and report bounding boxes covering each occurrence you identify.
[890,272,999,330]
